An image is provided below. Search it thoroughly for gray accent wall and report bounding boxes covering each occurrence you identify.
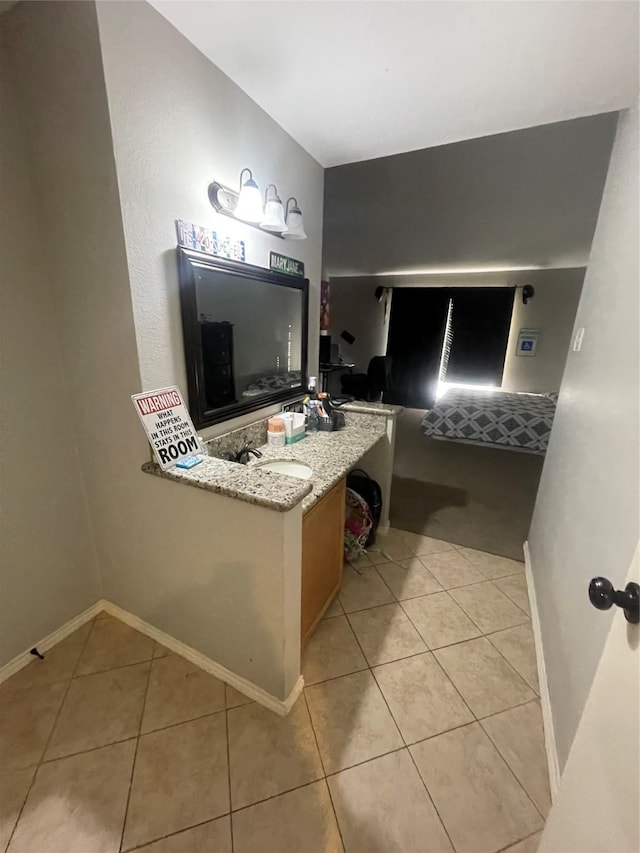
[323,114,618,277]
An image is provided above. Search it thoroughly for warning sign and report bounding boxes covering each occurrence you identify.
[132,386,200,470]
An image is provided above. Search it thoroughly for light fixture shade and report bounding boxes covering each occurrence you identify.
[282,197,307,240]
[234,171,263,223]
[260,198,286,232]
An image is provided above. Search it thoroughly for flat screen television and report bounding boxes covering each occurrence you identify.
[177,248,309,428]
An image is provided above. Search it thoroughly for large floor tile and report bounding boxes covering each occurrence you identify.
[502,832,542,853]
[0,681,67,770]
[8,739,136,853]
[450,581,529,634]
[228,698,323,809]
[435,638,535,717]
[397,530,454,557]
[46,662,149,760]
[225,684,252,709]
[122,713,229,850]
[457,547,525,579]
[233,780,343,853]
[373,653,473,743]
[0,767,34,851]
[411,723,542,853]
[401,592,481,649]
[372,528,413,561]
[328,749,453,853]
[348,603,427,665]
[323,596,344,619]
[305,670,403,774]
[76,615,155,675]
[494,574,531,615]
[420,550,485,589]
[152,642,172,659]
[302,616,367,685]
[376,557,442,600]
[339,566,395,613]
[481,701,551,817]
[488,624,539,692]
[132,817,232,852]
[2,623,92,691]
[141,654,225,733]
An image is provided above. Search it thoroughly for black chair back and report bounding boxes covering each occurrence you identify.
[367,356,392,399]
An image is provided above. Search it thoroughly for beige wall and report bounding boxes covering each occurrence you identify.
[5,0,146,590]
[502,270,584,393]
[328,278,391,372]
[528,104,639,769]
[95,0,324,438]
[0,17,101,665]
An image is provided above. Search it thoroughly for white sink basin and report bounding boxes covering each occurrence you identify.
[257,460,313,480]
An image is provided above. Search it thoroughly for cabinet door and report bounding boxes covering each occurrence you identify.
[301,477,346,644]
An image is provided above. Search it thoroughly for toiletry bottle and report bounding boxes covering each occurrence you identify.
[267,416,286,448]
[305,377,320,432]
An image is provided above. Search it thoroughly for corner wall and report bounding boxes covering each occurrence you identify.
[0,15,101,664]
[528,104,639,768]
[94,0,325,437]
[502,270,584,393]
[1,0,313,700]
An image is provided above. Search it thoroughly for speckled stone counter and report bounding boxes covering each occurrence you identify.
[340,401,402,417]
[141,412,386,513]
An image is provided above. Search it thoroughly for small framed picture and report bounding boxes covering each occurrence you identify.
[517,328,540,357]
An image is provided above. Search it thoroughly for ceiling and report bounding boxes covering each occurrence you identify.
[151,1,638,167]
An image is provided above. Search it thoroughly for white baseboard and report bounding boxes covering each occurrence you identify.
[101,601,302,716]
[523,540,561,800]
[0,598,303,716]
[0,600,104,686]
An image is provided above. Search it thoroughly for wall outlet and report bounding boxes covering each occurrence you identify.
[572,327,585,352]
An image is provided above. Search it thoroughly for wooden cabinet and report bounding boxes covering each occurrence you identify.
[301,477,346,645]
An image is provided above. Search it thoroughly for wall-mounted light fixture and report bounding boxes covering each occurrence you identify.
[260,184,286,233]
[208,169,306,240]
[233,168,263,223]
[282,197,307,241]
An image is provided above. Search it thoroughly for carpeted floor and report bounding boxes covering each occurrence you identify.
[390,408,544,560]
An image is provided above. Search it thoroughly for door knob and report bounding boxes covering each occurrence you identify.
[588,577,639,624]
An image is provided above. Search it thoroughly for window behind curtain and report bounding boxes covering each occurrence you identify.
[445,288,515,386]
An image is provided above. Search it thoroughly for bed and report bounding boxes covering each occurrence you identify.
[421,388,558,454]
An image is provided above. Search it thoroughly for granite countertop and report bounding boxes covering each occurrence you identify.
[340,400,402,416]
[141,412,386,513]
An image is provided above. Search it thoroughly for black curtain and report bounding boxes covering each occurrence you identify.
[385,286,515,408]
[446,288,515,385]
[385,288,450,408]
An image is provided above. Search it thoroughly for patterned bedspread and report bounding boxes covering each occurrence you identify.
[421,389,557,454]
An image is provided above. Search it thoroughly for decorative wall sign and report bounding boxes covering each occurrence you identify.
[516,328,540,357]
[320,280,330,331]
[132,386,201,470]
[175,219,245,262]
[269,251,304,278]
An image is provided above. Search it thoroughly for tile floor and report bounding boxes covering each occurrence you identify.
[0,528,548,853]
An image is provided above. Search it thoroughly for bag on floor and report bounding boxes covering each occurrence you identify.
[346,469,382,546]
[344,487,374,562]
